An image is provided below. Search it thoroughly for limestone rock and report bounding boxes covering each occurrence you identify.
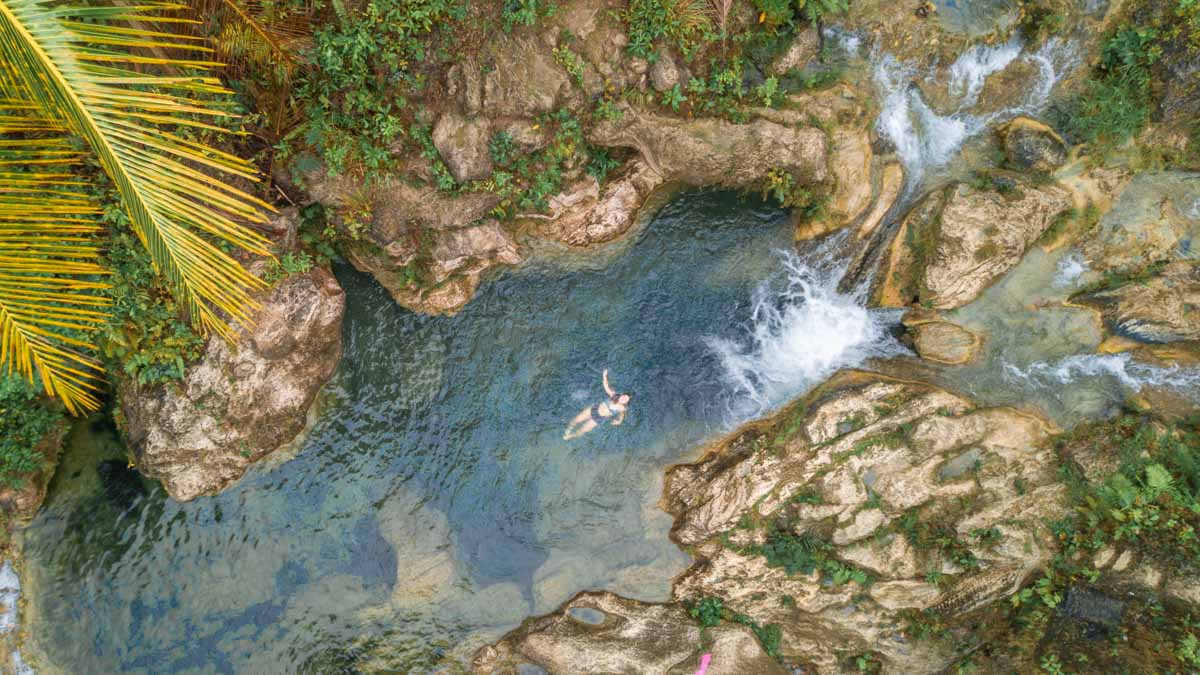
[1001,117,1067,173]
[828,128,873,225]
[472,591,784,675]
[902,310,982,364]
[770,26,820,75]
[589,104,828,188]
[481,34,573,117]
[661,371,1065,672]
[433,113,493,182]
[891,179,1072,309]
[650,53,684,92]
[348,221,521,316]
[121,268,345,500]
[1076,262,1200,344]
[524,159,664,246]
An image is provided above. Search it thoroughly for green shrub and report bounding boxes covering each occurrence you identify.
[750,0,849,28]
[1058,26,1161,152]
[0,377,62,487]
[624,0,712,59]
[97,205,207,387]
[502,0,555,31]
[688,596,724,627]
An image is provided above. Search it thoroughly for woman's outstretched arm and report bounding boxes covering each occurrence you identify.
[602,369,616,397]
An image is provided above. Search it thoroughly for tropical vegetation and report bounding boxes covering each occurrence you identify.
[0,0,273,413]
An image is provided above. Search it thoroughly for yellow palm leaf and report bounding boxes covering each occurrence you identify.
[0,0,273,343]
[0,110,109,414]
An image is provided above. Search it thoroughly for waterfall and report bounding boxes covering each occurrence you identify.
[0,562,32,675]
[707,236,907,421]
[873,37,1077,187]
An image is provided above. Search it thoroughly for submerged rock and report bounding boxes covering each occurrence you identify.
[121,268,345,501]
[1000,117,1067,172]
[472,591,784,675]
[1075,262,1200,344]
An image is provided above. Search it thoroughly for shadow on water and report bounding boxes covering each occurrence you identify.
[21,191,813,672]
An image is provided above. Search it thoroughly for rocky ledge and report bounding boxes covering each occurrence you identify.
[120,267,345,501]
[475,370,1071,673]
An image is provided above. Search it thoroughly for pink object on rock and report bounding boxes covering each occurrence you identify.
[695,652,713,675]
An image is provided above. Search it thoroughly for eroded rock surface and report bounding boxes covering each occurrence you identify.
[880,179,1072,308]
[473,592,784,675]
[121,268,345,500]
[1000,117,1067,172]
[523,159,665,246]
[902,310,982,364]
[589,105,828,188]
[1076,262,1200,343]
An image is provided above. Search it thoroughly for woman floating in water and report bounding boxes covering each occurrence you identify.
[563,369,631,440]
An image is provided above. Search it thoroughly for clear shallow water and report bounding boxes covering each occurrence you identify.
[22,192,902,673]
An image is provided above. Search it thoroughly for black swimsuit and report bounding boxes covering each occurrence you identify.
[590,403,609,425]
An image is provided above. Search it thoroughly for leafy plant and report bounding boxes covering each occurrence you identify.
[502,0,555,31]
[755,76,781,107]
[0,376,62,487]
[661,83,688,110]
[1058,26,1162,152]
[751,0,849,28]
[0,0,273,412]
[624,0,712,59]
[688,595,724,628]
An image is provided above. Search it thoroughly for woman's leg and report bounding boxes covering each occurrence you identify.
[564,409,597,440]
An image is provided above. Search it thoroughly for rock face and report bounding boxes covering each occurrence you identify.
[1000,117,1067,172]
[589,105,828,188]
[473,592,784,675]
[347,220,521,315]
[479,371,1068,674]
[121,268,345,501]
[1076,262,1200,343]
[0,422,66,525]
[433,113,493,182]
[523,159,665,246]
[881,179,1072,308]
[902,310,982,364]
[770,26,819,75]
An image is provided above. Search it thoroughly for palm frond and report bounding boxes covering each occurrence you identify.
[0,0,274,341]
[0,105,109,413]
[212,0,310,84]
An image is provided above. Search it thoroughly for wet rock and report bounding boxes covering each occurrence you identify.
[348,220,522,316]
[854,162,905,240]
[828,128,873,225]
[902,310,982,364]
[589,104,828,188]
[1076,262,1200,343]
[121,268,345,501]
[1081,172,1200,276]
[769,25,820,75]
[433,113,493,182]
[472,591,785,675]
[649,52,684,92]
[523,159,664,246]
[1001,117,1067,172]
[885,178,1072,309]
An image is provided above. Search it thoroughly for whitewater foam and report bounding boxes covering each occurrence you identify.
[1052,251,1089,289]
[708,238,907,422]
[873,37,1077,186]
[1003,352,1200,395]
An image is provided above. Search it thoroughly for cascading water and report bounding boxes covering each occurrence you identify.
[1003,353,1200,399]
[873,36,1077,188]
[707,235,907,421]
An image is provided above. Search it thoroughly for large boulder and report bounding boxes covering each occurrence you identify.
[447,34,573,117]
[347,220,521,316]
[522,159,665,246]
[121,267,345,500]
[433,113,493,182]
[473,591,785,675]
[589,104,828,188]
[879,178,1072,308]
[902,310,982,364]
[1075,262,1200,344]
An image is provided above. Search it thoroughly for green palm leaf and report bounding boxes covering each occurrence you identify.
[0,102,109,413]
[0,0,273,343]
